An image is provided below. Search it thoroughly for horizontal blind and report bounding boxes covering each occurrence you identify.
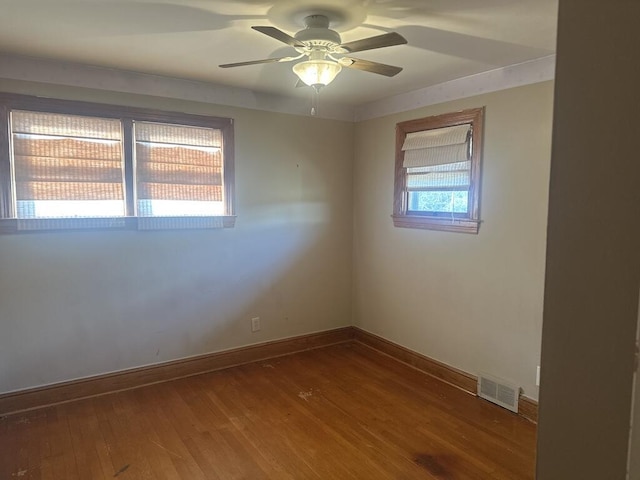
[406,162,471,214]
[406,161,471,190]
[11,110,125,219]
[134,122,223,217]
[402,124,471,168]
[403,124,473,213]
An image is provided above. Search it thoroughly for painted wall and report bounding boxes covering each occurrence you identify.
[536,1,640,477]
[353,82,554,400]
[630,303,640,479]
[0,80,354,393]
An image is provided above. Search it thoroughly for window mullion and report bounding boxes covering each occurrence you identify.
[0,105,14,218]
[222,121,235,218]
[121,118,135,217]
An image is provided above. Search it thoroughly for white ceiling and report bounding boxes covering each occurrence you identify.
[0,0,558,107]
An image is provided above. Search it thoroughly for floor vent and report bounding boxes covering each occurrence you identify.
[477,373,520,413]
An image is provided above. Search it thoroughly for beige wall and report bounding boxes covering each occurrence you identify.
[630,305,640,479]
[353,82,554,400]
[0,78,555,402]
[536,0,640,477]
[0,80,354,393]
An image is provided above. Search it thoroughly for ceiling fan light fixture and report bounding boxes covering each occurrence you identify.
[293,59,342,88]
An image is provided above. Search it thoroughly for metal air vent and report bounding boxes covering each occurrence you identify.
[478,373,520,413]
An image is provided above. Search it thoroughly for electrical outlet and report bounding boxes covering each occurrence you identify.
[251,317,260,333]
[536,366,541,387]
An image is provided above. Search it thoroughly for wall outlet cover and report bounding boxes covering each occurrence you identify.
[251,317,261,332]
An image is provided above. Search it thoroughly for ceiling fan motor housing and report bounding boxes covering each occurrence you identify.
[294,15,341,49]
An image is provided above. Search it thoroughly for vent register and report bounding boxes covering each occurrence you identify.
[477,373,520,413]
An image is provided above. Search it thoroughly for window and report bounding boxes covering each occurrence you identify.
[0,93,235,232]
[11,111,126,223]
[393,107,484,234]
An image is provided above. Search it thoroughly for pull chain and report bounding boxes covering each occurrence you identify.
[311,85,322,116]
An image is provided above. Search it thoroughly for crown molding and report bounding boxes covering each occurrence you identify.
[0,53,355,122]
[0,53,555,124]
[354,55,556,122]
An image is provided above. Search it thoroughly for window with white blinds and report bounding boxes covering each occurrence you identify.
[393,108,484,234]
[0,93,235,233]
[11,111,126,221]
[402,123,472,216]
[134,122,224,217]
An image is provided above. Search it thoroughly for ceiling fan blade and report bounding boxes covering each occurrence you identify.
[341,57,403,77]
[219,56,294,68]
[339,32,407,53]
[252,26,306,48]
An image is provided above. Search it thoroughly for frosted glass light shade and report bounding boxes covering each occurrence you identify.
[293,60,342,87]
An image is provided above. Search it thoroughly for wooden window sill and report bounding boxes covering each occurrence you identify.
[391,214,480,234]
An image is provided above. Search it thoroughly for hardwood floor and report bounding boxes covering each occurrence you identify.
[0,343,536,479]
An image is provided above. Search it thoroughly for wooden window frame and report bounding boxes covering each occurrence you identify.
[0,93,236,233]
[392,107,484,234]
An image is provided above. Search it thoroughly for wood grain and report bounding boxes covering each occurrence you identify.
[353,327,478,393]
[353,327,539,422]
[519,396,539,423]
[0,327,354,416]
[1,326,538,422]
[0,343,536,479]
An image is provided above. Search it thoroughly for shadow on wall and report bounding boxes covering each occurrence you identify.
[0,199,346,393]
[0,87,355,395]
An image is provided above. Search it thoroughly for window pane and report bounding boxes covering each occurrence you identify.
[17,200,124,219]
[134,121,223,217]
[138,199,223,217]
[408,191,469,214]
[407,162,470,189]
[11,111,125,219]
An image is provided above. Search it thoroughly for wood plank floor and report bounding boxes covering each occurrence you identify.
[0,343,536,479]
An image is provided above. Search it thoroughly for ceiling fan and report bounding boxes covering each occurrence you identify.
[219,14,408,91]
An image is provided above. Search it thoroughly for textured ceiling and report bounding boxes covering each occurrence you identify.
[0,0,558,106]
